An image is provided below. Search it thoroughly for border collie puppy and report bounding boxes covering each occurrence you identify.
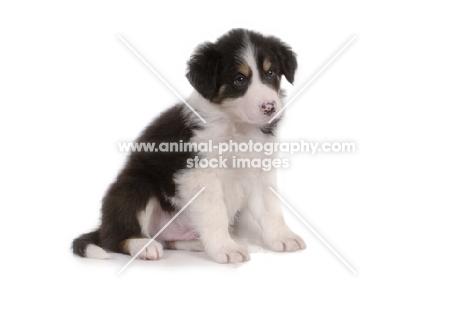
[72,28,306,263]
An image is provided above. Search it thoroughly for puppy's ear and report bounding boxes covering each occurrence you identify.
[186,42,221,101]
[275,41,297,84]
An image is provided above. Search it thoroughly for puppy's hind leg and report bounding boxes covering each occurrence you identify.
[122,238,164,260]
[99,174,164,260]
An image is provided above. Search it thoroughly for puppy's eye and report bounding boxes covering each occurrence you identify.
[234,76,246,86]
[267,69,276,78]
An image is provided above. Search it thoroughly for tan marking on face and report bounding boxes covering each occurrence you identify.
[239,62,250,76]
[263,58,272,72]
[212,85,226,103]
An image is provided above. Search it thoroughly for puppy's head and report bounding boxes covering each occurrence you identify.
[186,29,297,125]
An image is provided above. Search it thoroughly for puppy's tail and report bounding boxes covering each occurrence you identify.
[72,229,110,259]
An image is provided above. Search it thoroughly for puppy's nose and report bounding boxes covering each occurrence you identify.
[261,101,276,116]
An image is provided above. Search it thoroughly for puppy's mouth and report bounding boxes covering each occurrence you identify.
[244,113,278,126]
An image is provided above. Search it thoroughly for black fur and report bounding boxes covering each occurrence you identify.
[186,42,222,101]
[72,104,199,256]
[72,230,100,257]
[251,33,298,85]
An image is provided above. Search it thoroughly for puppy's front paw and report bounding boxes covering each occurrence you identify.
[208,243,250,264]
[264,232,306,252]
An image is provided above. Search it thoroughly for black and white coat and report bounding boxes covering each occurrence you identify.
[73,29,306,263]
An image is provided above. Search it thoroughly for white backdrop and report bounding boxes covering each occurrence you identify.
[1,1,467,309]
